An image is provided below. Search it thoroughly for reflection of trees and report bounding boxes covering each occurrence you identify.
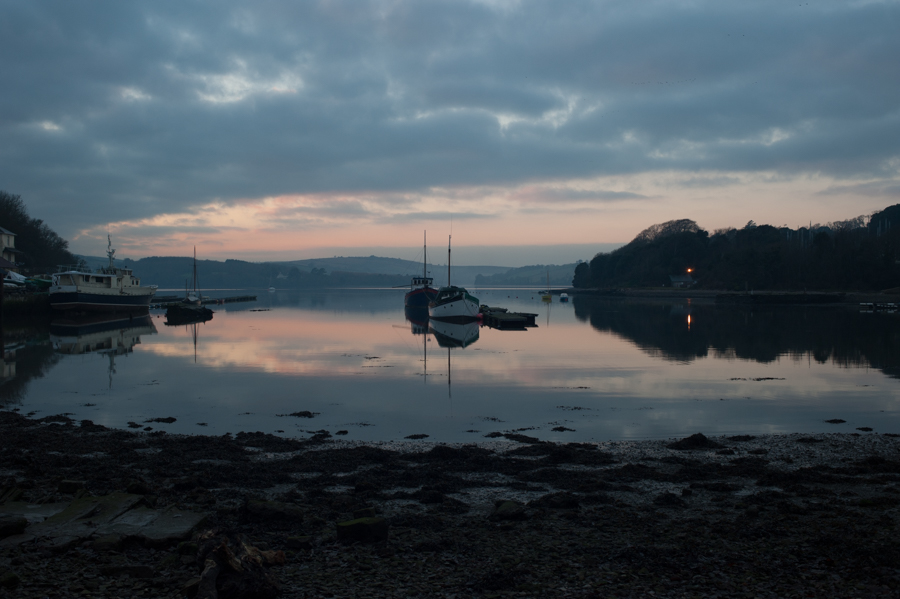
[573,297,900,377]
[0,335,59,407]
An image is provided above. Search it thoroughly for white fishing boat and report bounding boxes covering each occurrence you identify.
[559,293,569,303]
[49,236,156,313]
[428,235,480,321]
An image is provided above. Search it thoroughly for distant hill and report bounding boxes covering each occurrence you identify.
[474,264,580,287]
[74,254,512,288]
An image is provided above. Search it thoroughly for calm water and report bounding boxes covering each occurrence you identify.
[2,289,899,442]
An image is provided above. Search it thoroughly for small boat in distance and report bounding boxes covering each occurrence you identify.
[428,235,480,321]
[541,269,552,302]
[404,231,438,308]
[183,246,201,305]
[49,236,156,313]
[559,292,569,303]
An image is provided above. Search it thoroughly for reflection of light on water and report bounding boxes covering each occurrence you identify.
[687,314,691,330]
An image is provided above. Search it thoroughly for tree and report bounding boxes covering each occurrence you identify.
[0,190,79,272]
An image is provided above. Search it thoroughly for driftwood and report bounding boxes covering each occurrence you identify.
[193,529,283,599]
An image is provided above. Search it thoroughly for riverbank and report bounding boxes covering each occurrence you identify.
[562,287,899,306]
[1,410,899,598]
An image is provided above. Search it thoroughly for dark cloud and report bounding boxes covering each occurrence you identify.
[1,0,898,240]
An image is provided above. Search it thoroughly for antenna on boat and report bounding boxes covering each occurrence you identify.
[106,234,116,270]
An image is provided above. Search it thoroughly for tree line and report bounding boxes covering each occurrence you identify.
[573,204,900,291]
[0,191,81,273]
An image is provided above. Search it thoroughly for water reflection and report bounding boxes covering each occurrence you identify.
[573,297,900,377]
[2,291,900,441]
[429,320,480,348]
[51,315,157,389]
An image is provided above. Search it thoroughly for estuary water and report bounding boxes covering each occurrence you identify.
[2,289,899,442]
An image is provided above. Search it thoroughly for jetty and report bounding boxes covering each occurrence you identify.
[152,295,256,309]
[480,306,538,330]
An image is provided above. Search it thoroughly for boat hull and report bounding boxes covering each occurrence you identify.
[49,291,154,313]
[404,286,438,308]
[429,287,480,321]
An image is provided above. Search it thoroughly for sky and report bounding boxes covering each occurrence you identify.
[1,0,898,267]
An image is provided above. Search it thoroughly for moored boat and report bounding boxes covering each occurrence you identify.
[404,232,438,308]
[559,293,569,303]
[49,236,156,313]
[428,235,480,321]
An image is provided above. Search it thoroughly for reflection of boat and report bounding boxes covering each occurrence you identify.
[51,314,156,389]
[559,293,569,303]
[49,236,156,313]
[51,314,156,355]
[404,306,429,335]
[405,232,438,308]
[428,236,480,321]
[429,319,480,348]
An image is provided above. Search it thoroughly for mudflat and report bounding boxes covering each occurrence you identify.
[1,410,899,598]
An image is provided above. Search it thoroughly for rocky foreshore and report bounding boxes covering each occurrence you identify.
[1,410,899,598]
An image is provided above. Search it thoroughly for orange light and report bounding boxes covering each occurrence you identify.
[687,268,693,273]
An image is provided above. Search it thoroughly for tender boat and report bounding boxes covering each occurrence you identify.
[559,293,569,303]
[428,235,480,321]
[404,232,438,308]
[49,236,156,313]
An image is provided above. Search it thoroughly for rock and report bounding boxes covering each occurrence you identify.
[99,564,155,578]
[653,493,687,508]
[824,419,846,424]
[667,433,724,450]
[0,516,27,540]
[177,541,199,555]
[528,492,580,510]
[353,507,377,519]
[0,570,20,589]
[126,480,153,495]
[286,535,314,550]
[57,480,85,494]
[490,500,527,521]
[0,493,207,551]
[336,517,389,542]
[246,499,305,522]
[90,533,123,552]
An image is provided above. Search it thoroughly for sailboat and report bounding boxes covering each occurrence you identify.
[428,235,480,321]
[404,231,438,308]
[184,246,201,305]
[541,269,552,302]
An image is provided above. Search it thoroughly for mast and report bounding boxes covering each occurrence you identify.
[448,235,451,287]
[423,231,427,279]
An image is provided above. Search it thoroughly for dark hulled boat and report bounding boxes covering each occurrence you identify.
[404,232,438,308]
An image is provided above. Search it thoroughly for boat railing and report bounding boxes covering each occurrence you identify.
[55,264,93,274]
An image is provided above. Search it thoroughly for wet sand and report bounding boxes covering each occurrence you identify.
[1,410,899,598]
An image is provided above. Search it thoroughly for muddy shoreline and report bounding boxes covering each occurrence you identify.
[2,410,900,598]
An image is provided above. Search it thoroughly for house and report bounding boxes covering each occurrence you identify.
[669,274,695,288]
[0,226,20,272]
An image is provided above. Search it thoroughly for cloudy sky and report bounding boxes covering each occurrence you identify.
[1,0,898,266]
